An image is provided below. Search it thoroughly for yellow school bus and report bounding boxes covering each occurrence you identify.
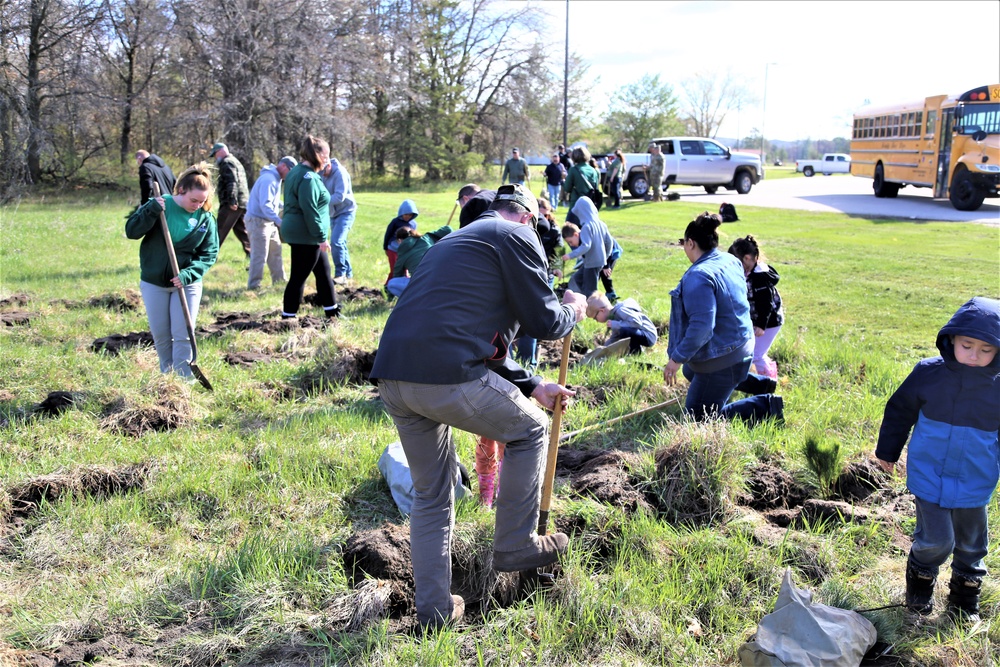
[850,84,1000,211]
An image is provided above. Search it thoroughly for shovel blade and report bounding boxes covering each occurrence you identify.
[190,363,213,391]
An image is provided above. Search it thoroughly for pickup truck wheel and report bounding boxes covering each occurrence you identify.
[734,171,753,195]
[704,185,718,194]
[872,164,899,198]
[949,168,986,211]
[628,175,648,199]
[802,166,814,177]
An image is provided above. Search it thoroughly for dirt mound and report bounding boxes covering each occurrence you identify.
[537,338,589,369]
[343,523,414,618]
[91,331,154,355]
[568,384,609,409]
[295,345,377,392]
[99,383,193,437]
[1,311,33,326]
[56,290,143,312]
[567,450,652,513]
[833,459,889,502]
[742,463,809,511]
[201,311,329,336]
[339,285,386,302]
[223,350,287,367]
[3,462,153,525]
[0,293,29,307]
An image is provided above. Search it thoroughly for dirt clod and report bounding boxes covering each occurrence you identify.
[99,383,193,437]
[3,462,153,524]
[570,450,651,513]
[833,459,889,502]
[799,498,871,526]
[91,331,154,355]
[32,391,82,416]
[339,285,386,302]
[223,350,287,367]
[1,311,33,326]
[200,311,329,336]
[742,463,809,511]
[0,293,29,307]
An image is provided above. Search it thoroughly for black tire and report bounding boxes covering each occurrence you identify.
[734,170,753,195]
[872,164,899,198]
[628,175,648,199]
[704,185,718,194]
[949,169,986,211]
[803,166,814,177]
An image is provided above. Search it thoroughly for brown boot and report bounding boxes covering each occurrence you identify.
[493,533,569,572]
[421,594,464,631]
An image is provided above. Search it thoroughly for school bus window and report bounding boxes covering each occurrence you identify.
[926,110,936,136]
[916,112,922,137]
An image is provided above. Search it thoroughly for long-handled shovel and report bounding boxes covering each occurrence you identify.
[520,330,573,589]
[152,184,213,391]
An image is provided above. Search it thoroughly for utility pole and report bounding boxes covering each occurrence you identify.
[761,62,777,164]
[563,0,569,149]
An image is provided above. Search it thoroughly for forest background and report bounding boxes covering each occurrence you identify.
[0,0,855,201]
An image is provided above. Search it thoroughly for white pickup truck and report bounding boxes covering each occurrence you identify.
[619,137,764,198]
[795,153,851,177]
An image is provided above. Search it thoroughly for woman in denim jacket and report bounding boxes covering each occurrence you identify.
[663,212,783,423]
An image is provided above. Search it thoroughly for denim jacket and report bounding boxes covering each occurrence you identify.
[668,248,753,365]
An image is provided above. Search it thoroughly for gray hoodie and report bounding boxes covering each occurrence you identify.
[245,164,283,225]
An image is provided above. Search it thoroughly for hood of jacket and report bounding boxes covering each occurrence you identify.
[143,154,168,169]
[570,196,600,226]
[937,296,1000,369]
[398,199,419,218]
[258,163,279,180]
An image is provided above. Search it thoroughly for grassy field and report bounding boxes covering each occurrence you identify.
[1,184,999,666]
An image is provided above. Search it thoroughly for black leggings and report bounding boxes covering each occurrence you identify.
[283,244,337,315]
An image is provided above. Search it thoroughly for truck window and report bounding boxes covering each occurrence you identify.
[679,140,702,155]
[836,155,846,161]
[703,141,726,156]
[660,141,675,154]
[825,155,834,162]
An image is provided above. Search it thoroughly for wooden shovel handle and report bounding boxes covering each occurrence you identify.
[537,331,572,535]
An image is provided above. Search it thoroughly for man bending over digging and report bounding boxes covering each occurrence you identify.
[370,183,588,630]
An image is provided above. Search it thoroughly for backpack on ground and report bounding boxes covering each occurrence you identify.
[720,202,738,222]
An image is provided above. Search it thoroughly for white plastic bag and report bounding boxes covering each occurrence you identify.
[377,441,471,516]
[738,568,877,667]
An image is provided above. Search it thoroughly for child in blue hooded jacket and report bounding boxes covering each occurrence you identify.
[383,199,419,287]
[875,296,1000,621]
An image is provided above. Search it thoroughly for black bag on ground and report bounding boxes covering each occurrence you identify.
[720,202,738,222]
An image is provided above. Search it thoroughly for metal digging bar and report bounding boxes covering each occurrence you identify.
[152,183,213,391]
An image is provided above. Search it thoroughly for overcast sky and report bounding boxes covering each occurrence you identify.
[510,0,1000,142]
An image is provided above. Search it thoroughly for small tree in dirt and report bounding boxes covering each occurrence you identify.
[802,433,843,499]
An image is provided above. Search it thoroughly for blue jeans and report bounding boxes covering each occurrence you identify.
[682,358,780,423]
[329,208,356,278]
[547,184,560,209]
[911,497,988,578]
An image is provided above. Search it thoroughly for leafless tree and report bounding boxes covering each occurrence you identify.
[680,69,755,139]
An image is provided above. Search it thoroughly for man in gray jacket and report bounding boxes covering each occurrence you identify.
[209,142,251,257]
[371,184,587,629]
[245,156,295,289]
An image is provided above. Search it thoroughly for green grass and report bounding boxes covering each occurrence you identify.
[1,185,999,666]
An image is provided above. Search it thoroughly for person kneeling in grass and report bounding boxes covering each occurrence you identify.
[586,291,657,355]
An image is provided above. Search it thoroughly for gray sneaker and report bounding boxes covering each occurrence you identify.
[493,533,569,572]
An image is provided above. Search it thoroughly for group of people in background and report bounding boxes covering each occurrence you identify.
[128,143,998,632]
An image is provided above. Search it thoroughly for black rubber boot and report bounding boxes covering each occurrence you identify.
[905,561,936,615]
[947,573,982,622]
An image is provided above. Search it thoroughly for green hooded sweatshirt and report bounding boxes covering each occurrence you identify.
[125,195,219,287]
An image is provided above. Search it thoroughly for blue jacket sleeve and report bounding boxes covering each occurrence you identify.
[875,365,924,462]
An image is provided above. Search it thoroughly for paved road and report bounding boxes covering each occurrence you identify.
[658,174,1000,226]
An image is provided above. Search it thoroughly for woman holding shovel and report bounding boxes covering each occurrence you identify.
[125,163,219,379]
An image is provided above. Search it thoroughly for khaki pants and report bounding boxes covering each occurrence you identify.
[245,215,285,289]
[377,374,548,626]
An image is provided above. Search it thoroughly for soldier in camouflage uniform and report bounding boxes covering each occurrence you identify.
[646,143,664,202]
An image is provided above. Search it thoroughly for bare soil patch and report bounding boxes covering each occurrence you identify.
[0,293,29,307]
[200,311,329,336]
[741,463,809,511]
[91,331,154,356]
[337,285,386,302]
[54,289,143,313]
[537,337,589,369]
[294,345,377,392]
[1,311,33,326]
[223,350,288,367]
[557,449,652,513]
[833,459,890,502]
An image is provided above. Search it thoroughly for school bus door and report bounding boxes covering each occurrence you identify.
[934,108,954,198]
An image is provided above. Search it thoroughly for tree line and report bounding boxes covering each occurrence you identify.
[1,0,756,199]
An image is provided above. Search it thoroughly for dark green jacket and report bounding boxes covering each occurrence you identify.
[125,196,219,287]
[217,155,249,207]
[281,163,330,245]
[393,225,452,278]
[564,163,600,208]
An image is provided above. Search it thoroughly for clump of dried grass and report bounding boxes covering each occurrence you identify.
[293,340,376,393]
[646,419,748,526]
[99,378,194,437]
